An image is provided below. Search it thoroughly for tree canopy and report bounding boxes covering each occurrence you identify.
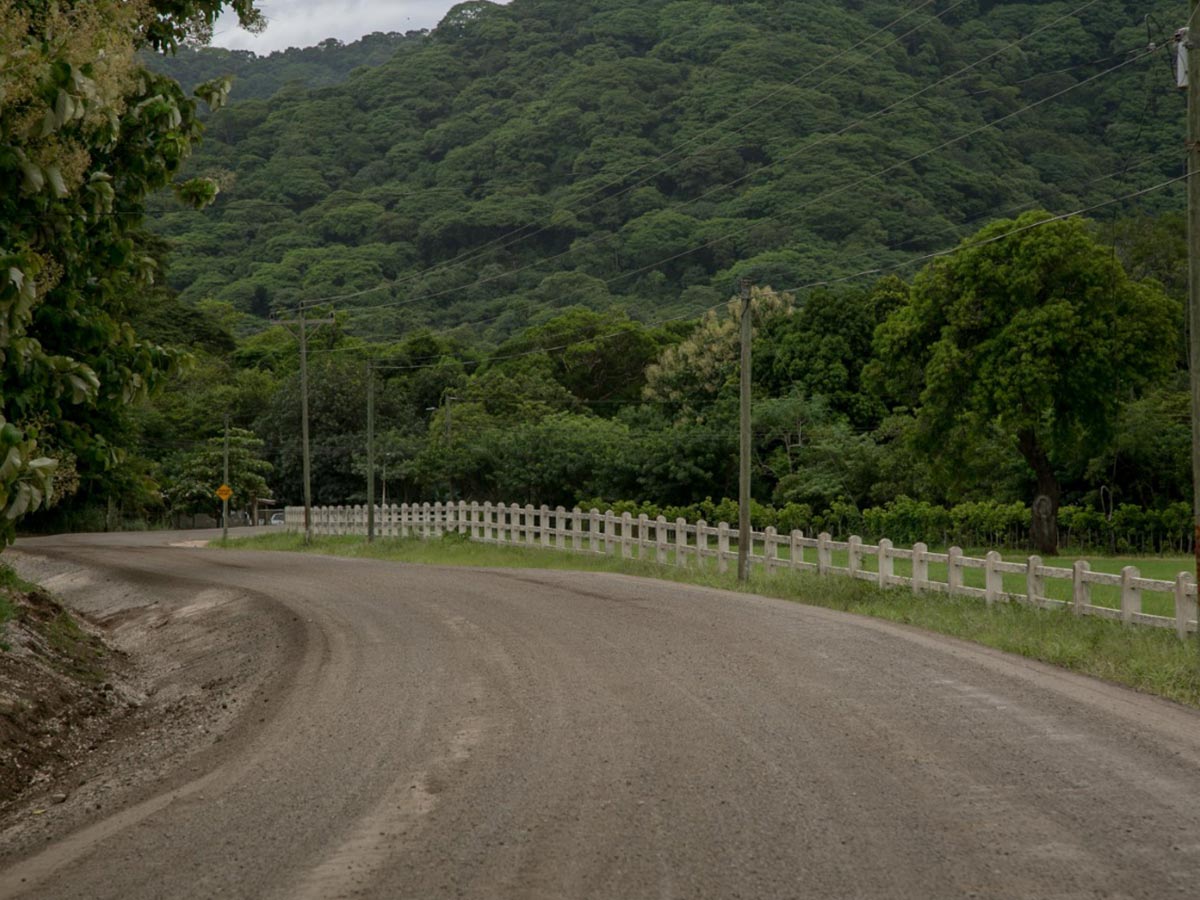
[0,0,262,545]
[868,211,1179,552]
[145,0,1182,347]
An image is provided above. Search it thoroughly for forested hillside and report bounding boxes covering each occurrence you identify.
[143,31,418,100]
[8,0,1193,556]
[154,0,1182,343]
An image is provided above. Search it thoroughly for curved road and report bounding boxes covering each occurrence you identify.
[3,531,1200,898]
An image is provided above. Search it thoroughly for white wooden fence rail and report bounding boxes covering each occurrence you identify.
[284,502,1199,639]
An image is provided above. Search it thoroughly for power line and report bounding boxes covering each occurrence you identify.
[282,0,957,310]
[316,146,1179,343]
[305,153,1182,366]
[296,5,1137,318]
[336,174,1186,377]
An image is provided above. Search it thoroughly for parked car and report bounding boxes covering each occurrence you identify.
[269,512,286,526]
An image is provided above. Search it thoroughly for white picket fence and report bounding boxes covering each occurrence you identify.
[284,501,1199,639]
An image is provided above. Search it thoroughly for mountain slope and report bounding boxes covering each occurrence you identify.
[152,0,1184,341]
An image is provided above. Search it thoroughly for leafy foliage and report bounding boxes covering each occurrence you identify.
[149,0,1182,346]
[0,0,261,546]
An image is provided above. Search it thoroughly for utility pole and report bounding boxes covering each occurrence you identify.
[273,306,335,545]
[222,415,230,543]
[445,394,455,504]
[738,280,753,582]
[429,393,459,503]
[366,362,376,543]
[1185,8,1200,631]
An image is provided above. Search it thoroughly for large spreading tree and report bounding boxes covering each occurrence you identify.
[0,0,261,546]
[869,211,1180,554]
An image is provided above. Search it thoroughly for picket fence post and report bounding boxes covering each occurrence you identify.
[1176,573,1196,640]
[1026,555,1043,606]
[817,533,832,576]
[877,539,893,588]
[912,542,928,594]
[947,546,963,595]
[848,535,861,577]
[984,551,1003,606]
[1072,560,1090,616]
[1120,566,1141,627]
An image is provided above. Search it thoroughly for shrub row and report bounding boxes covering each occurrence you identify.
[576,497,1194,554]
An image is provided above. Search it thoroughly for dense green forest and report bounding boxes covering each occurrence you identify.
[4,0,1194,555]
[142,30,418,99]
[150,0,1184,339]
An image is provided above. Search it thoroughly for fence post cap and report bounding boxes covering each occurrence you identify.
[1073,559,1090,572]
[879,538,893,549]
[913,541,927,553]
[656,515,667,523]
[1027,554,1042,565]
[985,550,1002,562]
[676,517,687,525]
[849,534,862,545]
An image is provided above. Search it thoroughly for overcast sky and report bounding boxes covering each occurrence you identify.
[212,1,508,53]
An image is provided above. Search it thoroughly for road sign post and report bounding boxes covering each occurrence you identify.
[217,483,233,541]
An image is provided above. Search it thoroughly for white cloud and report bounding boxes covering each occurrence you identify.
[211,1,509,53]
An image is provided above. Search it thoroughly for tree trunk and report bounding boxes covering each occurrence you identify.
[1017,428,1059,556]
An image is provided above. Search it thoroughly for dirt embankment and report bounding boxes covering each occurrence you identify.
[0,545,295,857]
[0,575,125,805]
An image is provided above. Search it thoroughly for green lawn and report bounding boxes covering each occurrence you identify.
[225,532,1200,709]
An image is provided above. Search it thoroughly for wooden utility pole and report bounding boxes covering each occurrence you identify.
[222,415,230,543]
[738,280,753,582]
[273,306,335,545]
[444,393,459,503]
[1186,7,1200,632]
[367,362,376,543]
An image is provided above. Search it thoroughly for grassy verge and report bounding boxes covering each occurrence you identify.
[1,561,36,634]
[225,532,1200,708]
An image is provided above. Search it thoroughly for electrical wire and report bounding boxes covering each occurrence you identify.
[304,144,1176,362]
[295,3,1134,318]
[331,173,1187,375]
[280,0,957,308]
[319,145,1180,344]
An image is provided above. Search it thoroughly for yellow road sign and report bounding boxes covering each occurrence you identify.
[216,484,233,502]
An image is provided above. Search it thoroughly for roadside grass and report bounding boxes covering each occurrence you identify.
[225,533,1200,709]
[1,562,37,639]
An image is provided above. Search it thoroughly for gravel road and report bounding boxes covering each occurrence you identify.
[2,530,1199,899]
